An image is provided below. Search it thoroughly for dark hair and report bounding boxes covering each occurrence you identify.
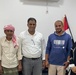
[27,17,36,23]
[55,20,63,26]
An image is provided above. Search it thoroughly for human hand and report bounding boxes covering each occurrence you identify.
[42,60,46,69]
[71,67,76,73]
[0,65,3,75]
[45,60,49,68]
[17,64,22,71]
[64,61,69,69]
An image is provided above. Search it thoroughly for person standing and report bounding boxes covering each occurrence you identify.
[19,17,45,75]
[0,25,22,75]
[45,20,72,75]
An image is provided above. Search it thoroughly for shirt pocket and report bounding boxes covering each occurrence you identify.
[1,45,9,53]
[34,38,41,46]
[12,47,18,54]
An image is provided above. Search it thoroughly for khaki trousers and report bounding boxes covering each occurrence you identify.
[2,67,18,75]
[48,64,66,75]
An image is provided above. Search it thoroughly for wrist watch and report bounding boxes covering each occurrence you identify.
[67,60,70,63]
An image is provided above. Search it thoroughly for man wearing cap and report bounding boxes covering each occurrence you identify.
[0,25,22,75]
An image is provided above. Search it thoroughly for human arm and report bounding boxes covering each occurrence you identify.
[0,38,3,74]
[17,38,22,71]
[45,36,51,68]
[45,54,49,68]
[64,36,73,69]
[41,36,46,68]
[0,61,3,75]
[64,56,70,69]
[17,60,22,71]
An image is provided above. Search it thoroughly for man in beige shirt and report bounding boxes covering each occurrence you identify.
[0,25,22,75]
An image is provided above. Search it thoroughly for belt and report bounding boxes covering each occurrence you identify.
[31,58,39,60]
[23,56,40,60]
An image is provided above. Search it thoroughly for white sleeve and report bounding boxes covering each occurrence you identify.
[41,36,46,60]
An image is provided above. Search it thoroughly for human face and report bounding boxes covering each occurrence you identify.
[4,30,14,39]
[55,21,63,34]
[27,20,36,32]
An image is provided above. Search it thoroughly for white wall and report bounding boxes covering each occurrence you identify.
[0,0,76,43]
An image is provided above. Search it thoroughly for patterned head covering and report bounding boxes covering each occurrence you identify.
[4,24,15,31]
[4,24,18,48]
